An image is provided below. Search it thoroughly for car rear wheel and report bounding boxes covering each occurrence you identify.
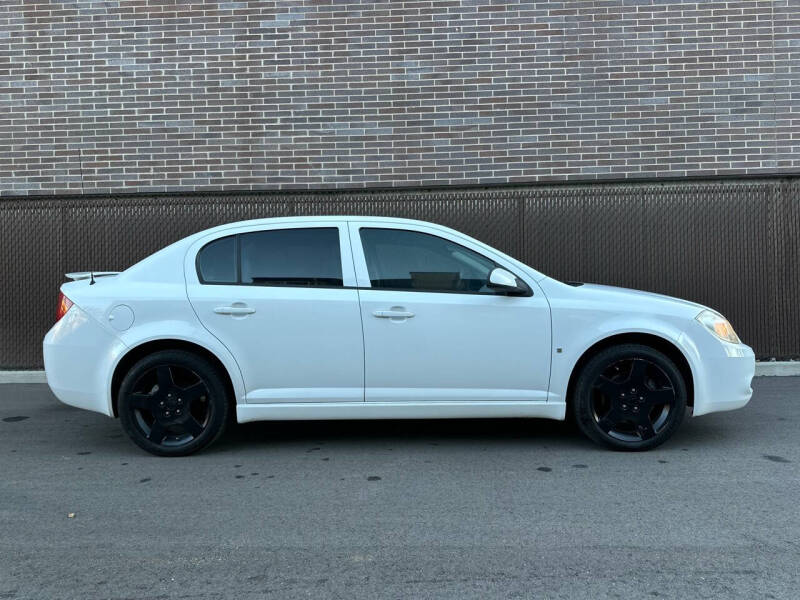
[572,344,687,451]
[118,350,229,456]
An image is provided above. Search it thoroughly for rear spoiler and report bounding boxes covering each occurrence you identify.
[65,271,120,283]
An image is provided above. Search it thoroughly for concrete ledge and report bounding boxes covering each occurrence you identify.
[0,371,47,384]
[1,362,799,384]
[755,361,800,377]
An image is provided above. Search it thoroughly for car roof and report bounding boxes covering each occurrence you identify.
[191,215,452,238]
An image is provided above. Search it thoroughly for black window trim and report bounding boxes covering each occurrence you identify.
[195,227,346,289]
[356,227,533,297]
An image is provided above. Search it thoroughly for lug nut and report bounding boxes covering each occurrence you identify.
[165,411,171,417]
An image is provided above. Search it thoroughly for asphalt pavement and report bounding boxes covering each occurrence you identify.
[1,378,798,600]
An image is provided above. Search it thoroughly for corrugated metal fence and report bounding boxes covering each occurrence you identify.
[1,177,798,368]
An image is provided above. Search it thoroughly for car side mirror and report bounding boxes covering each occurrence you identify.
[488,267,527,295]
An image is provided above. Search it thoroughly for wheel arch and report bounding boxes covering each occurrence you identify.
[565,332,695,410]
[110,339,237,418]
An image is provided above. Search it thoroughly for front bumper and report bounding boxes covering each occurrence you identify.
[679,324,755,417]
[43,306,126,417]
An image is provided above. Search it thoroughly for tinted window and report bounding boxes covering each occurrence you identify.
[240,227,343,287]
[359,228,498,293]
[197,236,237,283]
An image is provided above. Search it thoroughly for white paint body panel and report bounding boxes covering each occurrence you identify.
[184,221,364,403]
[539,279,755,417]
[43,304,127,416]
[187,283,364,403]
[42,216,754,426]
[348,221,552,403]
[237,401,565,423]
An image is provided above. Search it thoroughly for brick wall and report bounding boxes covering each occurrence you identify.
[1,1,798,195]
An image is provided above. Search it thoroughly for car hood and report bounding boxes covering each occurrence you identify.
[568,282,711,316]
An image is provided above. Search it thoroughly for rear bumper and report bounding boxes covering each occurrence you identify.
[43,306,126,417]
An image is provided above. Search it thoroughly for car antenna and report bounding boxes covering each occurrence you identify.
[90,272,95,285]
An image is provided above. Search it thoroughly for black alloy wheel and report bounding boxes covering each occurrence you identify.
[573,344,687,451]
[118,350,229,456]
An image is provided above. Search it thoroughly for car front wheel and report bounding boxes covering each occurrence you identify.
[118,350,229,456]
[572,344,687,451]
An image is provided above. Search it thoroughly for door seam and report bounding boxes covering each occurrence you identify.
[345,222,367,402]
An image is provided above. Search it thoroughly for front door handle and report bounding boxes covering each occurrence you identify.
[214,305,256,316]
[373,308,415,319]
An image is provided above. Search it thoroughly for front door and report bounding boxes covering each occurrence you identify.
[186,222,364,403]
[349,223,551,403]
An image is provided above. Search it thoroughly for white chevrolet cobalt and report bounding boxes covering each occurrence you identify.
[44,217,755,456]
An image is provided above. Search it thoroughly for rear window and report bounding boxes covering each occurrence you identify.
[196,227,343,287]
[240,228,342,287]
[196,236,237,283]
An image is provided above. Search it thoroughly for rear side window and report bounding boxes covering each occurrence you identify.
[240,228,342,287]
[196,236,237,283]
[197,228,343,287]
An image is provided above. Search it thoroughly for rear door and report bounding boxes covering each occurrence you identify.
[185,222,364,403]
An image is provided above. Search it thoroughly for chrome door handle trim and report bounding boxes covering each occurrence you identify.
[214,306,256,316]
[373,310,415,319]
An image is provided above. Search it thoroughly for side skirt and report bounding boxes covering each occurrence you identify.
[236,401,567,423]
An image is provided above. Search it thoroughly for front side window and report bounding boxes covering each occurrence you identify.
[240,227,343,287]
[359,228,499,294]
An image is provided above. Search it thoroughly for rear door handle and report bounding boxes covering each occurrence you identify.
[214,305,256,316]
[373,309,415,319]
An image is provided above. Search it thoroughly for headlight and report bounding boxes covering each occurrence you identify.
[696,310,741,344]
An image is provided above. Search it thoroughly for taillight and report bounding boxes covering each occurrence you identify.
[56,291,73,322]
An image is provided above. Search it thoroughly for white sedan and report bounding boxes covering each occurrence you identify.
[43,217,755,456]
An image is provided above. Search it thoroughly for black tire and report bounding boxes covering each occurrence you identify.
[118,350,229,456]
[572,344,687,451]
